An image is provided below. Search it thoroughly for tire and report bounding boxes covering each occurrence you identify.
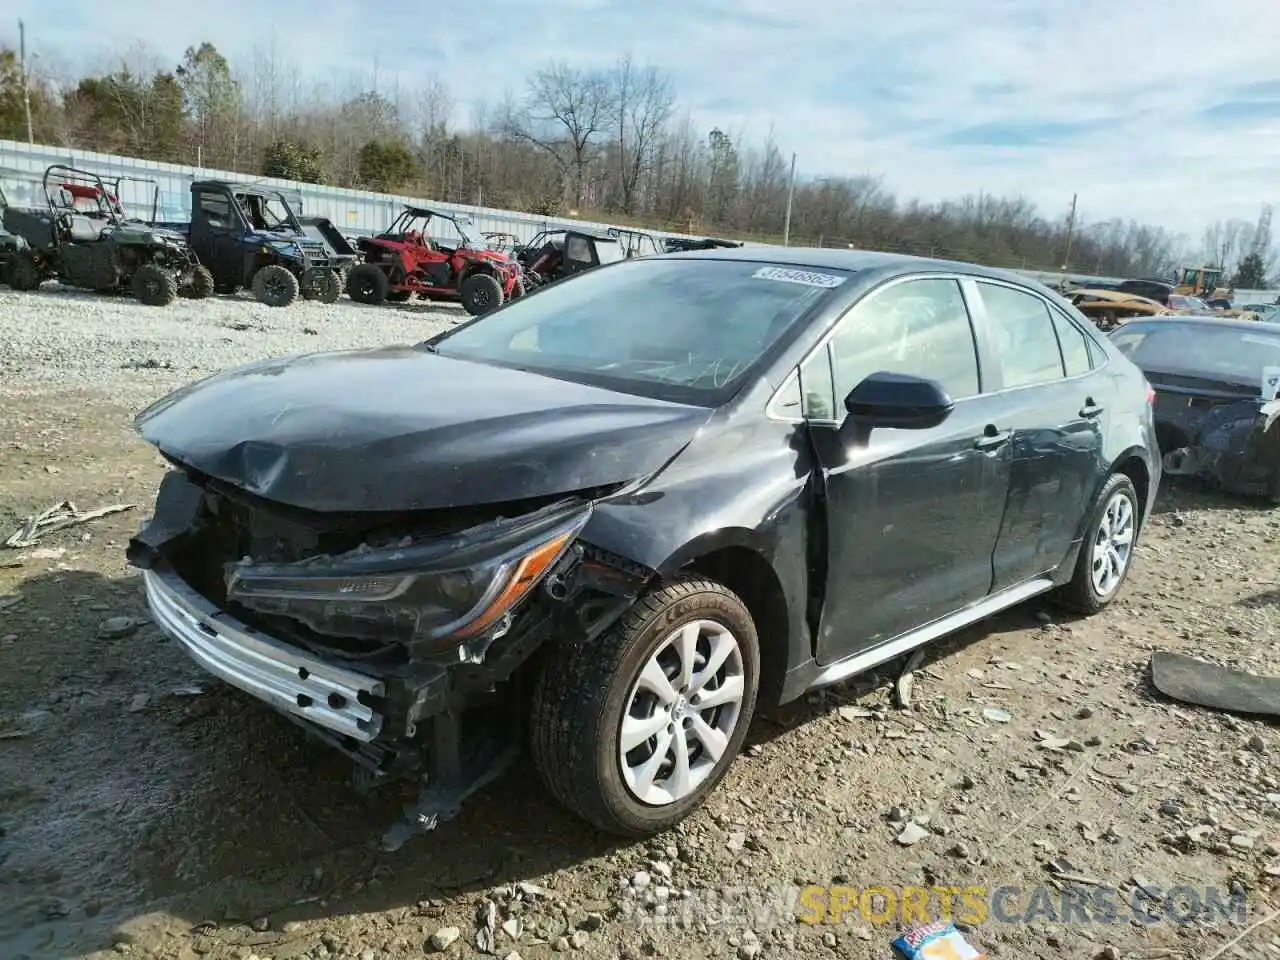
[299,266,341,303]
[459,272,504,316]
[9,252,43,292]
[529,577,760,838]
[345,263,390,305]
[131,263,178,306]
[1054,473,1140,614]
[386,290,412,303]
[181,265,215,300]
[316,269,343,304]
[251,264,300,308]
[510,275,526,299]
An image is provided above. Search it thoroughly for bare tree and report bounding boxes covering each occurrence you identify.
[503,62,616,208]
[610,55,674,214]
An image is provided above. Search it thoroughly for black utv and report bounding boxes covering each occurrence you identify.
[153,182,358,307]
[2,165,213,306]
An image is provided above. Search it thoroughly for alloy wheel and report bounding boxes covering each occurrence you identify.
[618,619,746,806]
[1091,490,1135,598]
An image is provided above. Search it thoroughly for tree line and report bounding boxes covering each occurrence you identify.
[0,40,1275,284]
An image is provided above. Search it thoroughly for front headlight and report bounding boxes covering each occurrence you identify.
[224,509,588,653]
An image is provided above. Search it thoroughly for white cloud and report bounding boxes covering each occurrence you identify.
[4,0,1279,237]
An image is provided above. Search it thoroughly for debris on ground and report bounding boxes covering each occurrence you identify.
[895,649,926,708]
[892,920,985,959]
[4,500,135,548]
[1150,650,1280,717]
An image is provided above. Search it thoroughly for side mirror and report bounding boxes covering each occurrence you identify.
[843,371,955,431]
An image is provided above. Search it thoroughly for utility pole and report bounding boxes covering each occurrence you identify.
[782,152,797,247]
[1060,192,1077,271]
[19,19,34,143]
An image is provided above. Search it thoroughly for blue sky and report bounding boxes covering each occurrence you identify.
[5,0,1279,238]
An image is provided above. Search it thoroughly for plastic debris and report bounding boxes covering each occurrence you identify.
[892,920,986,960]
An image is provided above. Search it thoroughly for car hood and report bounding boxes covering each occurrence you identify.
[134,346,713,513]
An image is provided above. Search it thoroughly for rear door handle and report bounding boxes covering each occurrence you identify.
[975,426,1011,450]
[1079,398,1105,418]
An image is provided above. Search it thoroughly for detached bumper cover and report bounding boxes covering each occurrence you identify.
[143,568,385,741]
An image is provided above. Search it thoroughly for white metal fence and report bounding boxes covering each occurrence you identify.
[2,138,1276,300]
[0,137,721,247]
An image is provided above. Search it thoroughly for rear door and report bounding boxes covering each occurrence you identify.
[801,275,1014,662]
[969,281,1109,588]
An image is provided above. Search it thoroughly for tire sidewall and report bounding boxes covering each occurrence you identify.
[1076,473,1139,608]
[590,586,760,834]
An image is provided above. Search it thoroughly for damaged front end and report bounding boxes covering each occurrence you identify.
[128,467,652,845]
[1159,395,1280,500]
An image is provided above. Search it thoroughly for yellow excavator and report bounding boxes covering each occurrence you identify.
[1174,265,1232,302]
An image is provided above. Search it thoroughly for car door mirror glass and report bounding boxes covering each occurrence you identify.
[843,370,954,430]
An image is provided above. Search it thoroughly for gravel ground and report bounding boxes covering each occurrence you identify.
[1,288,1279,960]
[0,286,458,402]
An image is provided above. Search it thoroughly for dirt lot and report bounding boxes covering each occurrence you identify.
[0,290,1278,960]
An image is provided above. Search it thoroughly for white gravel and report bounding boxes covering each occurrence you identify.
[0,285,461,404]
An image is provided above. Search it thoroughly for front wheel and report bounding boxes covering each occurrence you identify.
[300,266,342,304]
[529,578,760,838]
[459,272,504,316]
[181,265,215,300]
[131,263,178,306]
[251,264,300,308]
[1054,473,1140,614]
[344,263,390,305]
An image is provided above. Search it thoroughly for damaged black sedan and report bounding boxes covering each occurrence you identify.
[129,248,1160,840]
[1109,315,1280,501]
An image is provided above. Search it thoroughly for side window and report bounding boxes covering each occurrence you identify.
[978,283,1066,388]
[1050,308,1093,377]
[826,278,980,402]
[197,191,231,226]
[799,348,836,420]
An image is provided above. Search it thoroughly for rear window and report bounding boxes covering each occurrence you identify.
[1111,323,1280,391]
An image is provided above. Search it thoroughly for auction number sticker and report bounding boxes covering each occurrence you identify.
[752,266,847,288]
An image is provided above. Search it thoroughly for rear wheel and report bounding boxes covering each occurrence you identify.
[131,263,178,306]
[345,263,390,305]
[251,264,300,308]
[459,272,504,315]
[1054,473,1140,614]
[529,578,760,837]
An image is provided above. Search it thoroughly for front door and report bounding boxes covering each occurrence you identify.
[968,280,1107,588]
[190,189,248,288]
[803,276,1014,664]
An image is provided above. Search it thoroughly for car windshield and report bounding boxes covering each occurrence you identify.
[1111,323,1280,390]
[430,258,850,404]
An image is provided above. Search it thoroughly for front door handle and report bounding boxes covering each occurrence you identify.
[1079,398,1105,418]
[975,426,1011,450]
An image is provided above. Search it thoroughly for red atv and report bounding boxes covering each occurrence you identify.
[344,206,525,315]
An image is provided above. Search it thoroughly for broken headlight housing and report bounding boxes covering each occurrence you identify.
[224,508,589,655]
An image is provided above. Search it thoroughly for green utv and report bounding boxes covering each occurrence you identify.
[0,182,30,286]
[1,165,213,306]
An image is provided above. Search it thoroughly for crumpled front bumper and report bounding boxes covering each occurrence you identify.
[143,568,385,741]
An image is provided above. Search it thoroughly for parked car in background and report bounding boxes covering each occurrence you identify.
[128,248,1161,840]
[1068,288,1171,329]
[1240,303,1280,323]
[1110,315,1280,501]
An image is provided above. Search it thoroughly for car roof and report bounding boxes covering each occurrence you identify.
[1118,315,1278,334]
[662,245,1045,286]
